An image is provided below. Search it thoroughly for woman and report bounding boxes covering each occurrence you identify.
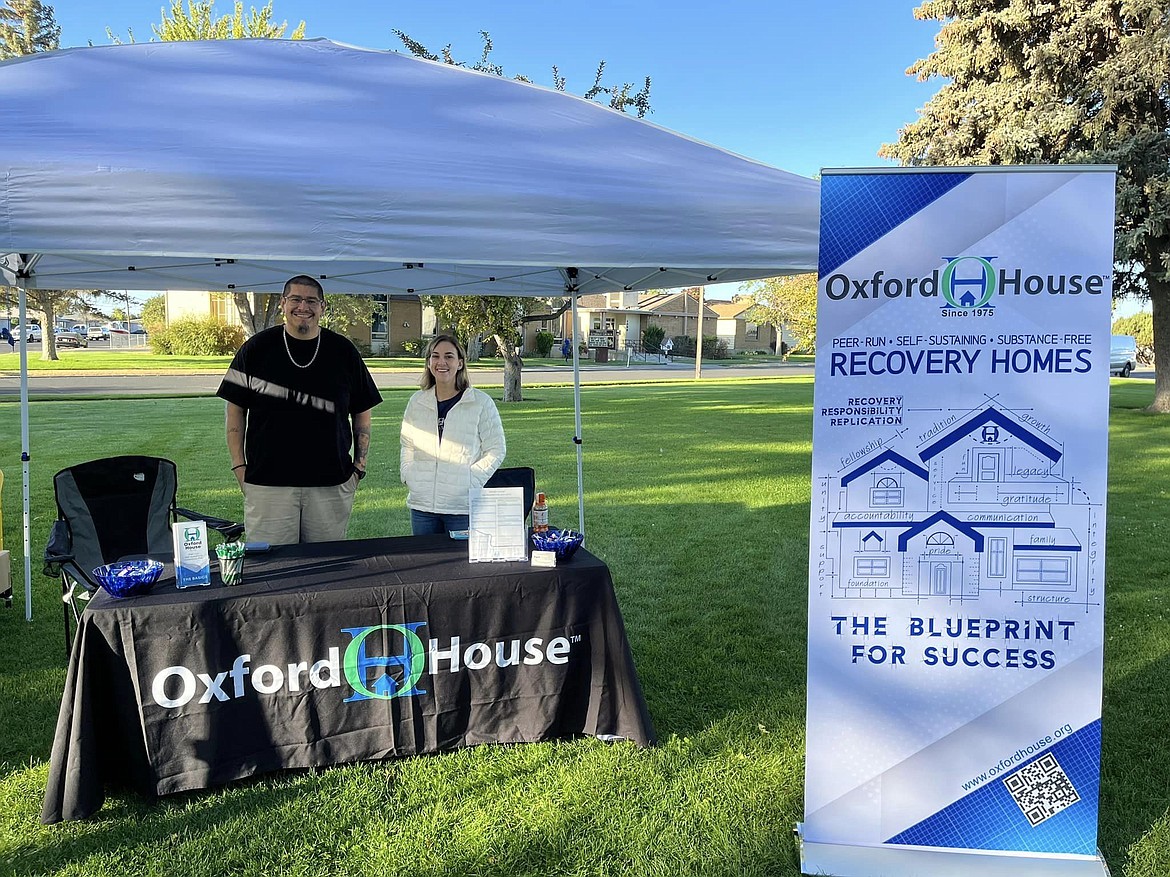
[400,334,506,535]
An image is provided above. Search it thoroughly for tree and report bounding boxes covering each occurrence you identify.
[1,287,101,361]
[394,30,652,118]
[0,0,59,58]
[108,1,306,338]
[742,274,817,356]
[0,0,87,362]
[140,294,167,333]
[422,295,572,401]
[320,294,380,340]
[398,31,652,400]
[107,0,305,44]
[1113,310,1155,363]
[880,0,1170,410]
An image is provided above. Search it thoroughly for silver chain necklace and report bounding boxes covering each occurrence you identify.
[283,329,322,368]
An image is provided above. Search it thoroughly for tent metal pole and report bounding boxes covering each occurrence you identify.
[694,285,704,380]
[569,285,585,537]
[17,285,32,621]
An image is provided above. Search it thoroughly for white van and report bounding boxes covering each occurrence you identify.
[1110,335,1138,378]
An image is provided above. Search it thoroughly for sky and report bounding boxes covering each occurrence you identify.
[53,0,943,179]
[45,1,1148,317]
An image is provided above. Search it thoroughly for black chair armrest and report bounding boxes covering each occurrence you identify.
[43,520,74,576]
[176,507,246,541]
[44,520,100,593]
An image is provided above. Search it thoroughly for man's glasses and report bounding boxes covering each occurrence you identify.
[285,296,323,308]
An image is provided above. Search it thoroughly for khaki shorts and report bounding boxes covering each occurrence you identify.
[243,474,359,545]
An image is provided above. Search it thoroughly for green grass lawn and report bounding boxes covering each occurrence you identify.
[0,378,1166,876]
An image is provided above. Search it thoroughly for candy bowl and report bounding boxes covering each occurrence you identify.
[530,528,584,561]
[91,559,164,598]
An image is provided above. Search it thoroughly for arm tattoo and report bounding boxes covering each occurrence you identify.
[354,424,371,467]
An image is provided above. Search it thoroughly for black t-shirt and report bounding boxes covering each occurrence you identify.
[436,389,465,440]
[216,326,382,487]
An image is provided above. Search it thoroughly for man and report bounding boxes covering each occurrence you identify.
[217,276,382,544]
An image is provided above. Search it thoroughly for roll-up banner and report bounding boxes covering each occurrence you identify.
[800,167,1115,877]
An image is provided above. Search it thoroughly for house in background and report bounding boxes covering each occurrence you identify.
[562,288,718,351]
[164,291,429,354]
[708,297,792,353]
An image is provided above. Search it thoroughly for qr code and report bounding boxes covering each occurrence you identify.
[1003,753,1081,827]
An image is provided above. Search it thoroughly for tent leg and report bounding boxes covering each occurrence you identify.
[571,292,585,537]
[694,285,704,379]
[18,285,32,621]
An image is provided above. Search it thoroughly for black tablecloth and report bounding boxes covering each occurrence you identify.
[42,535,654,823]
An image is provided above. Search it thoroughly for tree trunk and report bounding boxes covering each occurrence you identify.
[466,335,483,362]
[40,302,58,362]
[233,292,281,338]
[497,333,523,402]
[1148,277,1170,412]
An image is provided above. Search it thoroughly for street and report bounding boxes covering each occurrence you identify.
[0,358,817,398]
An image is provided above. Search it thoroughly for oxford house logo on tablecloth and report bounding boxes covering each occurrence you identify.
[342,623,429,701]
[149,622,580,708]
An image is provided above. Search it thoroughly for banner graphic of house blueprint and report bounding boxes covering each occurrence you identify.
[801,167,1115,877]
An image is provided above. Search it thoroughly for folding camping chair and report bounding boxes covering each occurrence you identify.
[43,455,244,654]
[483,466,537,521]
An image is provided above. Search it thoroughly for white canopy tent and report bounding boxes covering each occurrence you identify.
[0,38,819,617]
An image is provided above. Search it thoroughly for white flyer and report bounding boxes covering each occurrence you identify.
[468,486,527,562]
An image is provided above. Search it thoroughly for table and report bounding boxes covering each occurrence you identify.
[42,535,655,823]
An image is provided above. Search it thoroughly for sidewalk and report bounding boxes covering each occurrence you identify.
[0,359,812,399]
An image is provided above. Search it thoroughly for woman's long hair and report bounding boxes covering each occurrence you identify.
[420,333,471,391]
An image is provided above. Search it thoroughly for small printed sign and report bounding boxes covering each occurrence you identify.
[172,520,211,588]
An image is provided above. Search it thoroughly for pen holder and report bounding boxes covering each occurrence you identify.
[215,542,246,586]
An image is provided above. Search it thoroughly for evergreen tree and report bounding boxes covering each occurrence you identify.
[0,0,59,58]
[880,0,1170,410]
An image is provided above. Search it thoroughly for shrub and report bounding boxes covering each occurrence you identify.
[148,331,173,355]
[702,335,729,360]
[672,335,695,357]
[642,324,665,352]
[401,337,427,356]
[534,330,555,357]
[151,318,244,356]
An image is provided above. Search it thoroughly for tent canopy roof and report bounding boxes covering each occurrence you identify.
[0,38,818,296]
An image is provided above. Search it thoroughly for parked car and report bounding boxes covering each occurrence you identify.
[107,321,130,335]
[1110,334,1138,378]
[53,328,88,348]
[22,324,42,343]
[87,325,108,340]
[70,324,86,335]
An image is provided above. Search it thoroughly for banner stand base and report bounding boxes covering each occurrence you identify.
[796,826,1111,877]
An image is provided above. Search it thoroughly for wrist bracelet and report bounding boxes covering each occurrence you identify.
[232,464,246,471]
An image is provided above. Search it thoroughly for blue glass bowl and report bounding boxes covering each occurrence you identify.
[92,559,164,598]
[530,528,584,561]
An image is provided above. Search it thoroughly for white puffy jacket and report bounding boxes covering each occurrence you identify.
[400,386,506,514]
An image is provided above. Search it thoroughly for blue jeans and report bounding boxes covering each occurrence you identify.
[410,509,470,536]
